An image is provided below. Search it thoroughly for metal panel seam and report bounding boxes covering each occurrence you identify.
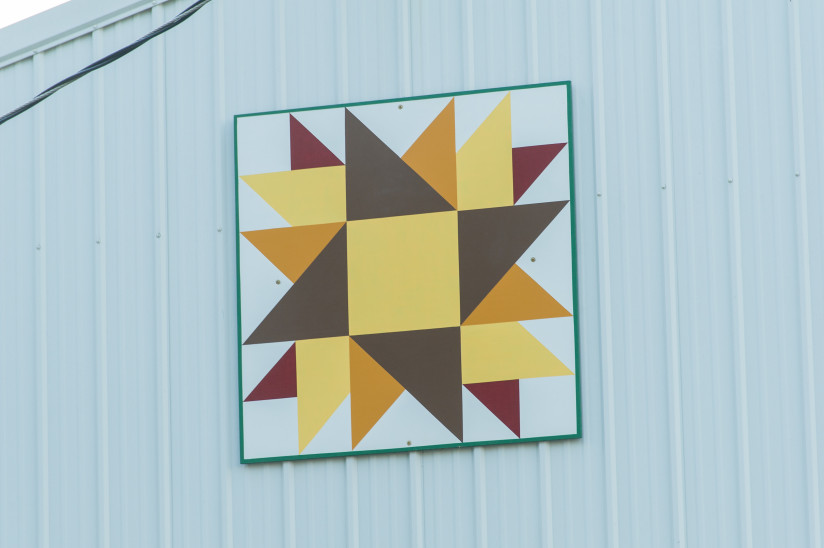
[654,0,687,545]
[151,5,173,548]
[33,50,50,548]
[538,442,554,548]
[462,0,475,89]
[346,457,360,548]
[590,0,620,545]
[472,447,489,548]
[283,462,297,548]
[787,2,821,546]
[409,452,424,548]
[526,0,539,83]
[720,1,753,546]
[336,0,349,102]
[91,27,111,548]
[211,1,235,546]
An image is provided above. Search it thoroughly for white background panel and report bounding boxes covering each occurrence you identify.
[237,179,289,232]
[518,204,574,312]
[243,399,298,460]
[239,236,292,342]
[236,113,290,176]
[510,85,568,147]
[355,391,460,451]
[519,376,577,438]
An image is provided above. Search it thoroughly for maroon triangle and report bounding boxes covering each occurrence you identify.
[290,115,343,170]
[244,344,297,401]
[512,143,566,203]
[465,380,520,437]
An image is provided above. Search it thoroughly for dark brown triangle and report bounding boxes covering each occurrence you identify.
[344,109,454,221]
[244,225,348,344]
[352,327,463,441]
[458,201,568,323]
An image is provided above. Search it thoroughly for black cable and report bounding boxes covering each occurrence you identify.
[0,0,212,127]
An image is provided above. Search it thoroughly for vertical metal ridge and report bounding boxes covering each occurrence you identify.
[33,50,50,548]
[654,1,686,545]
[283,462,297,548]
[472,448,488,548]
[336,0,349,102]
[462,0,475,89]
[538,443,554,548]
[345,457,360,548]
[590,0,620,545]
[720,1,753,546]
[276,0,287,105]
[409,452,424,548]
[91,27,111,548]
[211,1,234,546]
[787,2,821,546]
[151,5,172,548]
[400,0,412,96]
[526,0,539,83]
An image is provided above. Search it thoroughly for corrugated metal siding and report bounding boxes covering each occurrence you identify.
[0,0,822,546]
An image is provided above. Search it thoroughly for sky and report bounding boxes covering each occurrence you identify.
[0,0,70,30]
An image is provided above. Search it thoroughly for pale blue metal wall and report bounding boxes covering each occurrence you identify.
[0,0,822,546]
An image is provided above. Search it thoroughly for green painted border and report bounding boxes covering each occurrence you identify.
[234,81,582,464]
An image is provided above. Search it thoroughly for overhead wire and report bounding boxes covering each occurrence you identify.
[0,0,213,127]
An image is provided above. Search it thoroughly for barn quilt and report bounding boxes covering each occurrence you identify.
[235,82,580,462]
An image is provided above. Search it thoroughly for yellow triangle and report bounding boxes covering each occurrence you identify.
[349,338,404,448]
[460,322,572,384]
[457,93,513,211]
[296,336,350,452]
[463,265,571,325]
[242,222,344,282]
[241,165,346,226]
[402,99,457,208]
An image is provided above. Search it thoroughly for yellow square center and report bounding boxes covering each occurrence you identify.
[347,211,460,335]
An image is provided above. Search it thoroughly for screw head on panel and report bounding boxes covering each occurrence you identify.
[156,233,161,238]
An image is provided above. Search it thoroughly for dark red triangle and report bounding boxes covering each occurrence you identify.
[244,344,297,401]
[512,143,566,202]
[465,380,520,437]
[290,115,343,170]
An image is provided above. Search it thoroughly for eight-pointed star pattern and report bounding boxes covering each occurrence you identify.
[237,85,577,460]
